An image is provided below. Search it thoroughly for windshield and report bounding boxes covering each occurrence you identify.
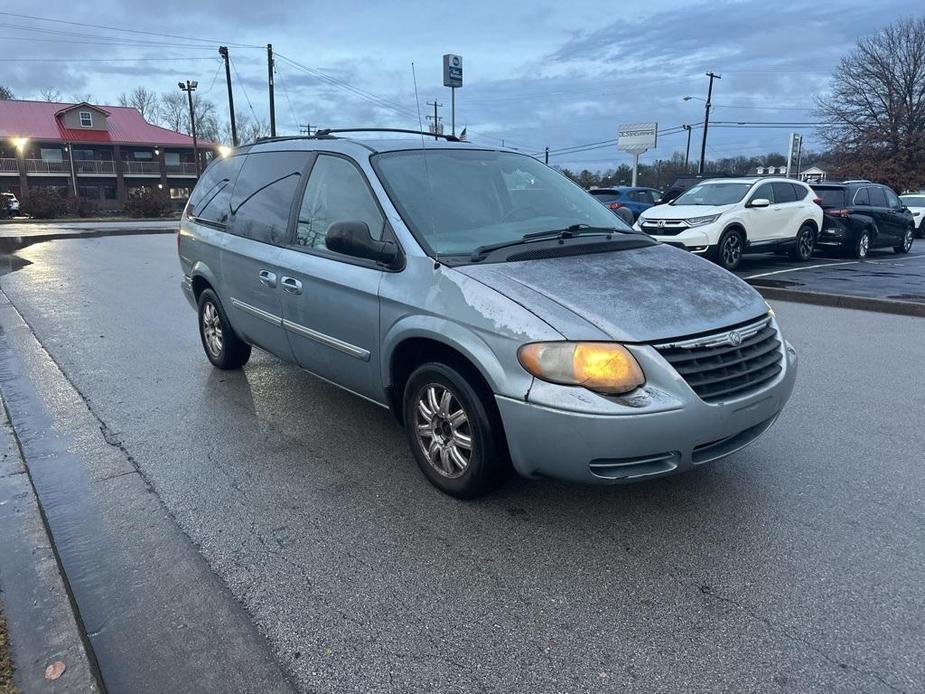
[372,149,633,255]
[673,182,751,206]
[813,187,846,207]
[900,195,925,206]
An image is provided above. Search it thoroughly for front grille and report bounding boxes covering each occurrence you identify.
[653,317,782,402]
[641,222,689,237]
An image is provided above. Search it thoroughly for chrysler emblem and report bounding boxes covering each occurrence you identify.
[728,331,742,346]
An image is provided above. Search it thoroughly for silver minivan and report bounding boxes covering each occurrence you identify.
[178,132,797,497]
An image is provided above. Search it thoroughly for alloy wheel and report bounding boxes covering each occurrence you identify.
[903,229,913,252]
[413,383,473,479]
[201,301,223,357]
[858,233,869,258]
[799,229,814,259]
[722,233,742,267]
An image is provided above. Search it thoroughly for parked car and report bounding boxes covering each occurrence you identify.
[179,133,797,498]
[588,186,661,221]
[899,193,925,238]
[1,192,19,217]
[635,177,824,271]
[811,181,915,257]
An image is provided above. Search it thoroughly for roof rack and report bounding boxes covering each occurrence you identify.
[252,128,462,146]
[313,128,460,142]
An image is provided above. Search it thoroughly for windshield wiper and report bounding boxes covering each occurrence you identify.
[470,224,625,262]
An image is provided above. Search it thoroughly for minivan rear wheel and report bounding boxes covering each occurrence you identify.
[403,362,504,498]
[197,288,251,369]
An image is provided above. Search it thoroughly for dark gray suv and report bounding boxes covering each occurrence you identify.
[179,133,797,497]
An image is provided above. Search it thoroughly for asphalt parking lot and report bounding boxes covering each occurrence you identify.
[734,245,925,305]
[0,232,923,693]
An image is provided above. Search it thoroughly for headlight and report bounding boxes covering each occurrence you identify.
[684,214,721,227]
[517,342,645,395]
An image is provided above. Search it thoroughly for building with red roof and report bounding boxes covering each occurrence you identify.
[1,99,218,210]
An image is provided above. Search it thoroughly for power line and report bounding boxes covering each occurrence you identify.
[229,55,261,124]
[0,56,219,62]
[275,61,300,135]
[0,11,262,48]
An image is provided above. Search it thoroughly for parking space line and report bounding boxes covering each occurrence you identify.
[744,261,859,279]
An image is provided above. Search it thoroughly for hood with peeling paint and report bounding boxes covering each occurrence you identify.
[454,244,767,342]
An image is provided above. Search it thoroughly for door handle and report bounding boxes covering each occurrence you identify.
[258,270,277,288]
[280,276,303,295]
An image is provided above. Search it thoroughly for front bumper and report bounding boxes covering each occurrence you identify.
[496,336,797,485]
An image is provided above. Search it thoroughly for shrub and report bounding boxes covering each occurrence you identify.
[66,196,99,218]
[22,188,67,219]
[124,187,171,218]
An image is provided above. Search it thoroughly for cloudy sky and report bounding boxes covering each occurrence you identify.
[1,0,920,169]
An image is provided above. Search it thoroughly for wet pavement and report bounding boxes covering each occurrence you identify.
[734,246,925,304]
[0,234,923,693]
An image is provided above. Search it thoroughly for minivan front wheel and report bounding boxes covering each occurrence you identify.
[711,228,744,271]
[197,289,251,369]
[403,362,504,498]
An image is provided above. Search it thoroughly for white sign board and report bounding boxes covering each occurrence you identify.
[443,54,463,88]
[618,122,658,155]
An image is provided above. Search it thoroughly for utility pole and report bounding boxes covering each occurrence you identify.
[218,46,237,146]
[683,124,692,169]
[426,100,443,140]
[299,124,313,136]
[178,80,200,176]
[267,43,276,137]
[545,146,549,165]
[698,72,720,175]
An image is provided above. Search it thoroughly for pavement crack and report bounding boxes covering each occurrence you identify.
[698,584,909,693]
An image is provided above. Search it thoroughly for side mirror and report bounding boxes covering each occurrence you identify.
[325,221,400,267]
[749,198,771,208]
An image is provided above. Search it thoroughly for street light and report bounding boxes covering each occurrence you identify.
[178,80,200,176]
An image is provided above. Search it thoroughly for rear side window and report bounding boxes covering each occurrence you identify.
[772,182,797,203]
[793,184,810,199]
[187,156,244,226]
[853,187,870,206]
[867,187,887,207]
[229,152,312,245]
[813,187,846,207]
[295,154,385,250]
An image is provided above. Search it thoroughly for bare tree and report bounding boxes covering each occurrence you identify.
[225,111,270,144]
[159,92,187,132]
[39,88,62,102]
[0,85,13,100]
[158,91,220,141]
[72,93,94,104]
[119,86,160,122]
[816,17,925,192]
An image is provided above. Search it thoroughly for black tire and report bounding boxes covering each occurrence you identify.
[197,288,251,369]
[789,224,816,261]
[402,362,506,498]
[847,229,871,259]
[916,223,924,240]
[710,228,745,271]
[894,227,914,254]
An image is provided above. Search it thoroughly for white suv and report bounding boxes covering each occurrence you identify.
[635,178,823,270]
[2,192,19,218]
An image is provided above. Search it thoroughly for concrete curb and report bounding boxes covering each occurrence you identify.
[0,227,176,254]
[752,284,925,318]
[0,415,100,693]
